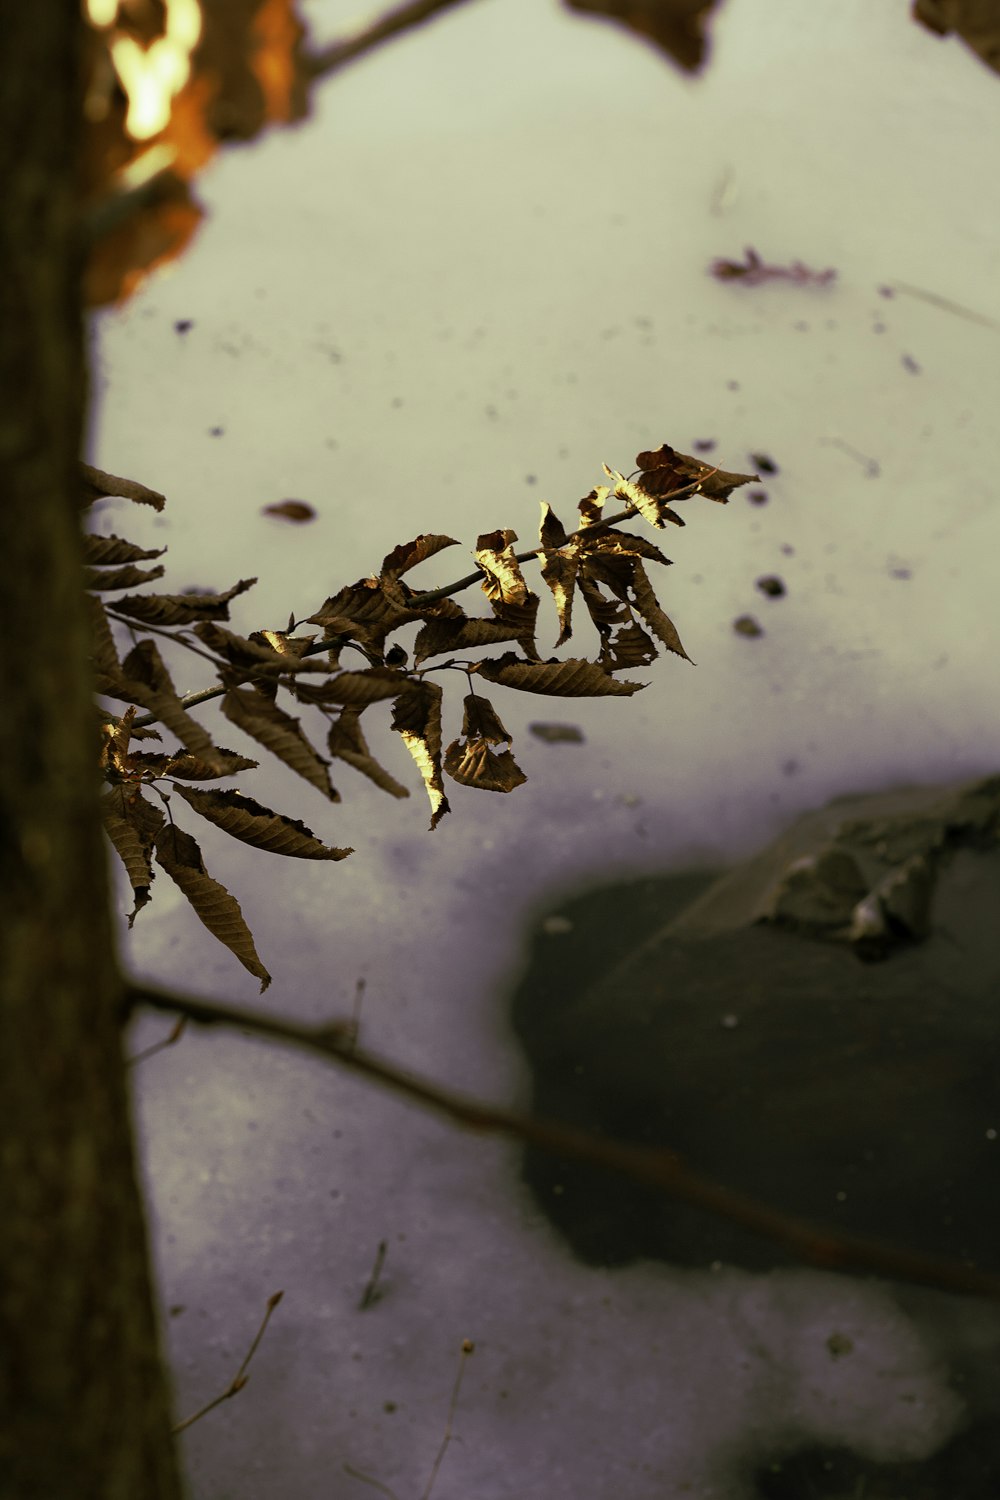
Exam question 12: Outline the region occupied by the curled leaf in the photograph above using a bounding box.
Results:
[475,653,644,697]
[101,786,165,924]
[380,533,459,583]
[390,681,449,828]
[444,736,527,793]
[80,462,165,511]
[112,577,257,627]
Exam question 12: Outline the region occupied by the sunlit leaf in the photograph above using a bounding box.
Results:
[390,681,449,828]
[475,653,644,697]
[154,824,271,991]
[171,786,352,859]
[475,529,531,607]
[222,684,337,799]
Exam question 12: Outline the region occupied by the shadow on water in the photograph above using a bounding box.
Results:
[507,793,1000,1498]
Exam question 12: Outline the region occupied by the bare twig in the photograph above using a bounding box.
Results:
[343,1461,400,1499]
[172,1290,284,1435]
[127,1014,187,1067]
[889,280,1000,329]
[421,1339,474,1500]
[129,980,1000,1302]
[359,1240,388,1311]
[304,0,480,82]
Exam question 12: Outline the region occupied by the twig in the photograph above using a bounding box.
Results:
[421,1339,474,1500]
[129,980,1000,1302]
[127,1014,187,1067]
[304,0,479,82]
[171,1290,284,1435]
[359,1240,388,1310]
[343,1462,401,1500]
[105,610,222,668]
[889,280,1000,330]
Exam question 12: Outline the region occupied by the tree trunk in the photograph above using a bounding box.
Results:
[0,4,184,1495]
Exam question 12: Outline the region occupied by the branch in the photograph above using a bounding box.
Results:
[303,0,481,82]
[129,980,1000,1302]
[171,1290,283,1435]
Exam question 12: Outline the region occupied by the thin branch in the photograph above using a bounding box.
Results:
[105,610,222,668]
[129,980,1000,1302]
[421,1339,474,1500]
[127,1014,187,1067]
[359,1239,388,1311]
[171,1290,284,1435]
[304,0,480,82]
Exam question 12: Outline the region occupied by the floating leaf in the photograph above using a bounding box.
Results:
[101,785,165,924]
[83,533,168,566]
[327,707,410,798]
[171,786,352,859]
[709,246,836,287]
[112,577,257,627]
[529,722,585,744]
[154,823,271,991]
[80,462,166,511]
[263,500,316,522]
[475,653,644,697]
[222,685,337,799]
[390,681,449,828]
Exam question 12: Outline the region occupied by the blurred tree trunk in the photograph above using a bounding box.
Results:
[0,4,184,1495]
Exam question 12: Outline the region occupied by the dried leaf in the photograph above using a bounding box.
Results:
[80,462,166,511]
[915,0,1000,75]
[101,785,165,924]
[444,736,527,793]
[307,579,420,651]
[222,685,337,799]
[380,533,460,583]
[171,786,352,859]
[709,246,836,286]
[539,549,578,647]
[599,617,658,671]
[112,577,257,627]
[327,708,410,799]
[539,502,570,551]
[83,533,168,565]
[604,465,686,530]
[293,667,409,707]
[99,704,137,781]
[84,562,167,591]
[154,824,271,991]
[263,500,316,522]
[129,747,259,781]
[459,693,513,744]
[86,593,123,683]
[475,529,531,607]
[634,444,756,504]
[413,610,536,666]
[390,681,449,828]
[629,561,690,660]
[194,620,314,674]
[475,653,644,697]
[561,0,723,72]
[116,639,221,764]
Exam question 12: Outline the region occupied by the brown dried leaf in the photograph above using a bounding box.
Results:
[87,593,123,683]
[84,562,167,591]
[561,0,722,72]
[460,693,513,744]
[599,618,658,671]
[475,653,645,697]
[577,486,611,527]
[915,0,1000,75]
[327,708,410,799]
[580,528,672,566]
[112,577,257,627]
[129,747,259,781]
[539,502,570,551]
[390,681,449,828]
[307,579,420,651]
[154,823,271,991]
[293,667,409,708]
[80,462,166,511]
[194,620,313,673]
[171,786,352,859]
[83,533,168,565]
[539,549,578,648]
[99,704,137,781]
[529,722,585,744]
[634,444,756,504]
[444,736,527,794]
[630,561,690,660]
[413,611,534,666]
[475,529,531,607]
[222,685,337,799]
[604,465,686,530]
[116,639,220,763]
[381,533,460,583]
[101,785,165,924]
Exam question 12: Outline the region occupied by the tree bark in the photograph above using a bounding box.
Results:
[0,4,184,1495]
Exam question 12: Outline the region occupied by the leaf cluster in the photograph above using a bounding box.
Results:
[87,445,755,987]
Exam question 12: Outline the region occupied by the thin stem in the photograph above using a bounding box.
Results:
[304,0,481,81]
[171,1291,283,1435]
[421,1339,474,1500]
[130,980,1000,1303]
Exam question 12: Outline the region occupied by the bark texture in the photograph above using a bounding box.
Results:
[0,4,184,1495]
